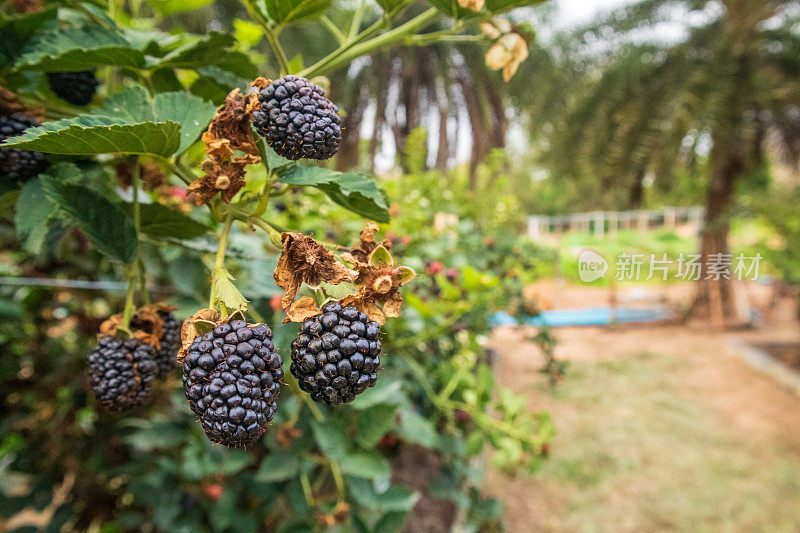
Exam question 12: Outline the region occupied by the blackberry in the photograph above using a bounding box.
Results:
[0,113,48,183]
[290,303,381,406]
[46,70,99,106]
[182,320,283,447]
[155,311,181,378]
[87,336,157,411]
[251,75,342,160]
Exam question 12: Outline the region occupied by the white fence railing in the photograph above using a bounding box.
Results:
[528,206,705,241]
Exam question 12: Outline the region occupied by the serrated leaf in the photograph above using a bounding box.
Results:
[263,0,332,26]
[255,452,301,482]
[16,24,145,71]
[2,86,215,156]
[210,266,249,311]
[340,452,391,480]
[136,203,208,239]
[150,32,257,78]
[357,404,397,449]
[277,166,389,222]
[42,178,137,262]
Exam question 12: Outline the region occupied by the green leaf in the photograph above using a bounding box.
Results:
[255,452,301,482]
[150,32,257,78]
[149,0,214,15]
[2,86,216,156]
[311,419,350,460]
[340,452,391,480]
[0,9,57,69]
[426,0,484,19]
[348,479,419,512]
[136,203,208,239]
[15,178,56,254]
[16,24,145,71]
[42,178,137,262]
[357,404,397,449]
[261,0,332,25]
[485,0,546,14]
[349,379,405,410]
[397,408,439,448]
[233,19,264,48]
[277,166,389,222]
[375,0,411,12]
[210,266,249,311]
[374,511,410,533]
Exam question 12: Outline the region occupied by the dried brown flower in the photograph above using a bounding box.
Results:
[276,424,302,449]
[186,88,262,205]
[485,33,529,82]
[12,0,42,14]
[458,0,484,11]
[341,243,415,325]
[99,303,176,350]
[274,233,356,321]
[347,222,393,264]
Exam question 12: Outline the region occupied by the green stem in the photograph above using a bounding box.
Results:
[287,373,325,422]
[209,215,234,309]
[243,0,291,74]
[131,161,150,306]
[118,268,138,336]
[320,15,346,44]
[248,216,283,249]
[299,7,438,78]
[347,1,366,43]
[328,459,346,502]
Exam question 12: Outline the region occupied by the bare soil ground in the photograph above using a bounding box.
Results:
[486,282,800,532]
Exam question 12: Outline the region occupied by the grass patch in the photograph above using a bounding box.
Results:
[533,351,800,532]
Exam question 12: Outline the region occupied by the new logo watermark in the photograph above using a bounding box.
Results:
[578,250,608,283]
[576,250,762,283]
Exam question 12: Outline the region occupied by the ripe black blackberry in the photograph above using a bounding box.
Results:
[251,75,342,160]
[290,303,381,406]
[182,320,283,447]
[154,311,181,378]
[0,113,48,183]
[87,336,157,411]
[47,70,99,106]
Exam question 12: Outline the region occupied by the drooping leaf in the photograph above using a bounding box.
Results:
[277,165,389,222]
[16,24,145,71]
[485,0,546,14]
[41,178,137,262]
[2,86,216,156]
[136,203,208,239]
[261,0,332,26]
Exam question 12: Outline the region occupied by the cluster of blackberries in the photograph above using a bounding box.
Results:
[251,75,342,160]
[290,303,382,406]
[0,113,48,183]
[87,312,181,411]
[182,320,283,447]
[47,70,99,106]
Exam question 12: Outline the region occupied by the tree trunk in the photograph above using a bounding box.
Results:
[368,55,391,173]
[336,82,369,171]
[628,168,645,209]
[693,145,743,325]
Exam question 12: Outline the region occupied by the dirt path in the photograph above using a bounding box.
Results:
[486,298,800,531]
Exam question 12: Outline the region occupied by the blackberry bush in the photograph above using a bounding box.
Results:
[290,302,381,405]
[251,75,341,160]
[87,335,157,411]
[46,70,99,106]
[0,113,48,182]
[182,320,283,447]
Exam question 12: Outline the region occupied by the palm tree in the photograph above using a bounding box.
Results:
[540,0,800,323]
